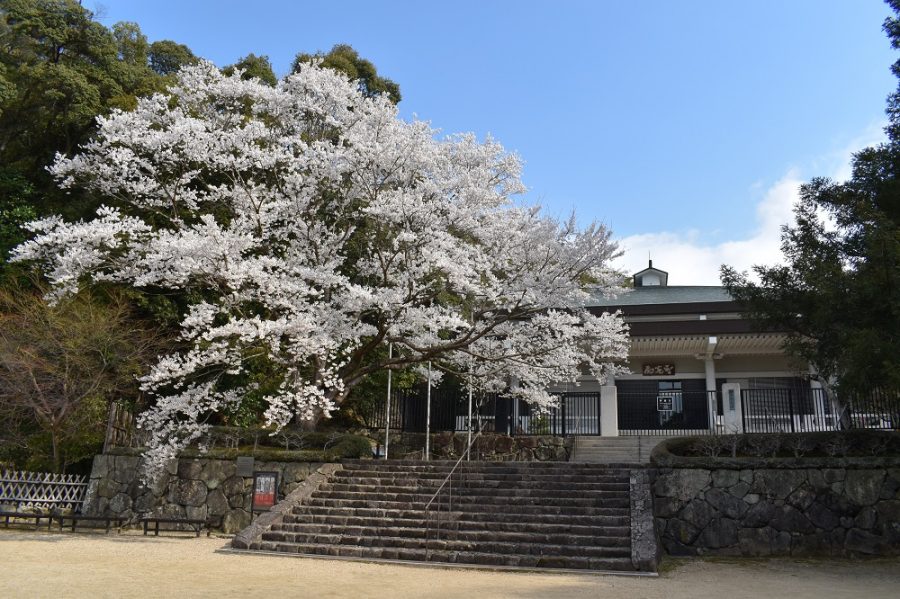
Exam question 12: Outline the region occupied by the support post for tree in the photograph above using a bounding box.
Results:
[384,343,393,460]
[425,361,432,461]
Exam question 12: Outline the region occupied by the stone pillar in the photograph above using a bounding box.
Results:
[721,382,743,434]
[600,385,619,437]
[703,336,719,433]
[705,357,716,429]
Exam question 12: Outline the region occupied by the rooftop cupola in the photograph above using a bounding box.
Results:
[633,260,668,287]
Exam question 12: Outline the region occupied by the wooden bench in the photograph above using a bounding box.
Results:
[0,510,54,530]
[56,514,126,533]
[140,516,221,537]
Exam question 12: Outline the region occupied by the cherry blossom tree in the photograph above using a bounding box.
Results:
[13,61,628,475]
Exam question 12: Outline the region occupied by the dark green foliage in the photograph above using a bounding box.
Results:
[148,40,197,76]
[0,168,37,263]
[0,4,405,470]
[721,4,900,395]
[293,44,401,104]
[329,434,374,459]
[142,428,374,461]
[223,53,277,86]
[656,430,900,461]
[337,344,419,427]
[112,21,148,65]
[0,0,173,222]
[113,445,368,463]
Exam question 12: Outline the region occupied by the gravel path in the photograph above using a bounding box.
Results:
[1,530,898,598]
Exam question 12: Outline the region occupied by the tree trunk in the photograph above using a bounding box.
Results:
[821,383,851,430]
[50,427,62,473]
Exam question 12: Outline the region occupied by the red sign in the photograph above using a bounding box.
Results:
[252,472,278,512]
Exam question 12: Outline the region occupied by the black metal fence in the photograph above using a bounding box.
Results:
[740,388,899,433]
[361,389,602,436]
[509,393,601,436]
[844,388,899,430]
[740,388,834,433]
[617,391,718,436]
[357,385,898,437]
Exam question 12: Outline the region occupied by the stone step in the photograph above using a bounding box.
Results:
[575,448,640,454]
[345,458,600,466]
[302,496,630,513]
[341,460,632,473]
[578,449,638,458]
[310,489,629,505]
[237,460,646,573]
[574,453,639,460]
[331,471,631,484]
[573,437,670,464]
[577,440,643,445]
[260,531,630,558]
[272,519,631,538]
[320,482,631,497]
[250,540,636,571]
[287,505,629,525]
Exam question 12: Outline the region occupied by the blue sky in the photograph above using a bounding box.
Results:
[93,0,896,283]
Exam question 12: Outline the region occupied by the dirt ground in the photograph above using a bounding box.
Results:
[1,530,898,599]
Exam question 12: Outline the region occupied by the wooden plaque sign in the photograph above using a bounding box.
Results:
[251,471,278,513]
[642,363,675,376]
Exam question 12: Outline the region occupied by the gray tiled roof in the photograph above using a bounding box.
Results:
[586,286,734,307]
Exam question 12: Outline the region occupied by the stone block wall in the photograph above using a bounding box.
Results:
[85,454,324,533]
[652,466,900,556]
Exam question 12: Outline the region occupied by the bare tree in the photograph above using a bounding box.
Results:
[0,283,160,471]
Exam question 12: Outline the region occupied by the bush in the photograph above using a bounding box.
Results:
[329,434,373,459]
[137,429,376,462]
[654,430,900,463]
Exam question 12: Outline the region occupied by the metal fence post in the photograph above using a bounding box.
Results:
[787,389,796,433]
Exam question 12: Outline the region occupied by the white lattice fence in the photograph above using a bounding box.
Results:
[0,470,88,512]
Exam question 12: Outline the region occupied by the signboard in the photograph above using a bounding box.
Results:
[236,456,255,478]
[643,363,675,376]
[251,471,278,513]
[657,395,674,412]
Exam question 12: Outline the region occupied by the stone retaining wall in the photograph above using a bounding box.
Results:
[85,454,324,533]
[652,466,900,556]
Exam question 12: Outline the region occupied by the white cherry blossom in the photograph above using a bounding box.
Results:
[13,61,629,476]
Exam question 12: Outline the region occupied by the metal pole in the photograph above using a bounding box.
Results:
[467,370,473,461]
[425,361,432,461]
[384,343,393,460]
[467,312,474,460]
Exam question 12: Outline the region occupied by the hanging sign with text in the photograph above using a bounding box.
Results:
[657,395,674,412]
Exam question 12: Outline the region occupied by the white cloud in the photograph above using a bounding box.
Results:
[613,124,886,285]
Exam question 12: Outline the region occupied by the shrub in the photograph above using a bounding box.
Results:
[329,435,374,459]
[655,430,900,460]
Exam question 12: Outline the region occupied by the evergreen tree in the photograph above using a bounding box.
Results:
[721,2,900,397]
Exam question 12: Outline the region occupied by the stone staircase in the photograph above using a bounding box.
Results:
[233,460,658,573]
[572,436,670,463]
